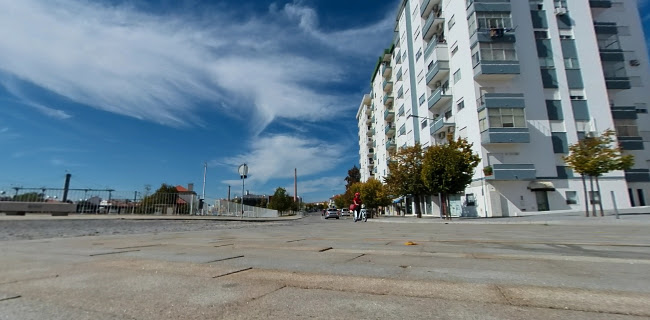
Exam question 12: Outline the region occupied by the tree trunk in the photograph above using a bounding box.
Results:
[414,194,422,218]
[441,194,448,220]
[581,174,589,217]
[589,175,597,217]
[595,176,605,217]
[446,194,452,221]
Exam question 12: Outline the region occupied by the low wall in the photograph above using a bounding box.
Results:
[0,202,76,216]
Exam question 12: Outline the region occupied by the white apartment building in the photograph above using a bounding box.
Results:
[356,0,650,217]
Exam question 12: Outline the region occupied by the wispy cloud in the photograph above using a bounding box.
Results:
[287,176,344,195]
[0,0,392,131]
[49,157,83,167]
[216,134,345,186]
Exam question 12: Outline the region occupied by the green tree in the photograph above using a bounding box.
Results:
[333,194,345,209]
[13,192,45,202]
[268,187,292,214]
[384,143,428,218]
[345,165,361,190]
[564,130,634,217]
[342,182,362,210]
[421,135,480,220]
[360,178,391,217]
[138,184,179,214]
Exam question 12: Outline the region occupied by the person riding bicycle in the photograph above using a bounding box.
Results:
[353,192,362,222]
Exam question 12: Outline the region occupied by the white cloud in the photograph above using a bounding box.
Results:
[287,176,345,195]
[0,127,8,133]
[0,0,391,130]
[216,134,345,186]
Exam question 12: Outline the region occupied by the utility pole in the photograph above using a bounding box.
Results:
[201,162,207,215]
[62,173,71,202]
[294,168,297,203]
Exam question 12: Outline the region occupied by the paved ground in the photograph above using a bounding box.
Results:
[1,213,649,319]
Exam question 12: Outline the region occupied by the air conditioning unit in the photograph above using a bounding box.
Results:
[447,127,455,133]
[435,81,442,88]
[438,132,446,139]
[630,60,641,66]
[433,114,440,118]
[554,7,567,15]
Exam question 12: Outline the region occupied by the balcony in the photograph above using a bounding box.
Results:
[423,11,445,41]
[424,37,448,60]
[384,108,395,121]
[590,0,612,8]
[605,77,631,90]
[362,94,371,106]
[366,138,373,147]
[481,128,530,144]
[368,160,375,168]
[385,125,396,137]
[473,60,520,80]
[625,169,650,182]
[386,140,397,151]
[382,64,392,79]
[430,117,455,135]
[420,0,441,18]
[618,137,644,150]
[426,61,450,89]
[383,80,393,93]
[383,95,394,107]
[476,93,525,110]
[369,128,375,136]
[427,87,452,112]
[485,164,536,181]
[365,115,372,124]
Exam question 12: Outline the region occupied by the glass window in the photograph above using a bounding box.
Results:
[597,33,621,50]
[478,109,488,132]
[564,58,580,69]
[602,61,627,78]
[473,12,512,33]
[419,94,426,105]
[453,69,461,83]
[421,120,427,129]
[415,48,422,61]
[566,191,578,204]
[457,100,465,111]
[479,43,517,61]
[484,108,527,130]
[448,15,456,29]
[614,119,639,136]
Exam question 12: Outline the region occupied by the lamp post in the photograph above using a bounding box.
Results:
[238,164,248,218]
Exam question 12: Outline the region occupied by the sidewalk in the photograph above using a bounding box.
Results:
[370,206,650,225]
[0,213,305,222]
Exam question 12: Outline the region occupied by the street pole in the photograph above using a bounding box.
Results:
[611,191,620,219]
[202,162,207,215]
[238,164,248,218]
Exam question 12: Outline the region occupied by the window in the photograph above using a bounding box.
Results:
[478,108,526,132]
[412,4,418,16]
[564,58,580,69]
[559,34,574,39]
[597,33,621,51]
[539,57,554,69]
[552,132,568,153]
[457,100,465,111]
[399,124,406,136]
[469,12,513,35]
[415,48,422,61]
[414,29,421,40]
[444,109,452,119]
[570,95,584,100]
[589,191,601,205]
[534,31,549,39]
[466,193,476,206]
[637,108,648,114]
[479,42,517,61]
[419,94,426,106]
[453,69,461,83]
[448,15,456,29]
[614,119,639,136]
[417,70,424,83]
[402,51,407,62]
[566,191,578,205]
[451,45,458,56]
[421,120,428,129]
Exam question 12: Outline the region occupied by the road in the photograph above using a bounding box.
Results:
[1,213,649,319]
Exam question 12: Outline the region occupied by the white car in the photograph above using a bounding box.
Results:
[324,208,340,219]
[340,208,350,216]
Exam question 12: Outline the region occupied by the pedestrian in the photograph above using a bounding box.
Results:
[353,192,362,222]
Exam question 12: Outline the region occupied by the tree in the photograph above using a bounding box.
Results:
[138,184,179,214]
[342,182,362,210]
[13,192,45,202]
[421,135,480,220]
[268,187,292,214]
[564,130,634,217]
[360,178,391,217]
[345,166,361,190]
[384,143,428,218]
[333,194,345,209]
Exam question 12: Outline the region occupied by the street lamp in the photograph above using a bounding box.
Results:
[238,164,248,218]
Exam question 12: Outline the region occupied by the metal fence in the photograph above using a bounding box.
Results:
[0,188,201,215]
[209,199,280,218]
[0,187,287,217]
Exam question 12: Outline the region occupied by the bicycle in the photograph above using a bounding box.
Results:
[354,204,367,222]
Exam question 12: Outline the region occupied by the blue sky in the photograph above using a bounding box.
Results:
[1,0,649,203]
[0,0,400,202]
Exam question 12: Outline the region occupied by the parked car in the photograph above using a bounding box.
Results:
[324,208,340,219]
[340,208,350,216]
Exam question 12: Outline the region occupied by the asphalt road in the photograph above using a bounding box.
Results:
[1,213,649,319]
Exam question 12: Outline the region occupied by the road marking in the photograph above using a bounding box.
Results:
[114,244,161,250]
[318,247,333,252]
[212,267,253,278]
[0,295,21,302]
[346,254,365,262]
[214,243,234,248]
[287,238,307,243]
[204,255,245,263]
[89,249,140,256]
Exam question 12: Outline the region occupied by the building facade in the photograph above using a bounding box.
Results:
[356,0,650,217]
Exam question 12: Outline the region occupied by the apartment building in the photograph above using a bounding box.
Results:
[356,0,650,217]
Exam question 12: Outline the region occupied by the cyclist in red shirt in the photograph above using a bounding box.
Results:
[352,192,362,222]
